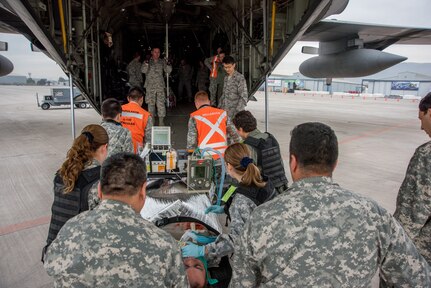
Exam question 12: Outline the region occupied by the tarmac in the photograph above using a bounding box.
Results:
[0,86,427,287]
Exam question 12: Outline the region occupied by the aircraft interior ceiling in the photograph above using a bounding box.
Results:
[0,0,349,112]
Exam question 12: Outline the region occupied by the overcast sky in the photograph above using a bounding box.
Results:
[0,0,430,79]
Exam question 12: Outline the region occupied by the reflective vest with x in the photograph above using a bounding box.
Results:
[191,106,228,159]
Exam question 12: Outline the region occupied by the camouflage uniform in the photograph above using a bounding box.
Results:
[205,56,225,106]
[394,141,431,263]
[44,199,188,288]
[178,62,193,102]
[126,58,143,88]
[219,70,248,120]
[186,107,241,150]
[230,176,430,287]
[196,66,209,91]
[206,193,256,262]
[101,119,133,157]
[141,58,172,117]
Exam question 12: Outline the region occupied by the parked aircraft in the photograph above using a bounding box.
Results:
[0,41,14,76]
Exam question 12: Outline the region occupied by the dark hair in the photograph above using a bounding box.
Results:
[289,122,338,174]
[224,143,265,188]
[419,92,431,114]
[128,87,144,101]
[222,55,235,65]
[194,90,210,101]
[233,110,257,132]
[100,153,147,196]
[59,124,109,193]
[101,98,122,119]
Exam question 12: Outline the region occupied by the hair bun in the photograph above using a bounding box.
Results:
[240,157,253,168]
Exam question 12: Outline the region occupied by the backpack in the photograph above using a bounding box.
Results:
[244,132,288,189]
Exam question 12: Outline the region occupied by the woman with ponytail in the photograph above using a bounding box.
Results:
[181,143,276,262]
[43,124,108,257]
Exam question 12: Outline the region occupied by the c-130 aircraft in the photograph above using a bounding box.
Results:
[0,0,430,115]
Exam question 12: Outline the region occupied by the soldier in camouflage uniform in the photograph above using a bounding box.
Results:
[229,122,430,287]
[126,52,143,89]
[204,49,225,106]
[187,91,240,154]
[101,98,133,157]
[141,47,172,126]
[44,153,188,287]
[218,56,248,120]
[181,143,275,264]
[393,92,431,264]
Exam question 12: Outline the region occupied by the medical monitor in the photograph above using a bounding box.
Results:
[151,126,171,151]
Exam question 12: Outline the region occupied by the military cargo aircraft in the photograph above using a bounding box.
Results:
[0,0,351,112]
[0,0,430,115]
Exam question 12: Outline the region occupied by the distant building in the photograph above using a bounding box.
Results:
[363,72,431,97]
[0,75,27,85]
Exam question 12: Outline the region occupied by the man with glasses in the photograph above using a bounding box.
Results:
[218,56,248,120]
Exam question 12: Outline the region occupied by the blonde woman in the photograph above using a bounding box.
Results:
[43,124,108,254]
[182,143,275,262]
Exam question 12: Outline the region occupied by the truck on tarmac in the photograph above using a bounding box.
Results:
[37,87,89,110]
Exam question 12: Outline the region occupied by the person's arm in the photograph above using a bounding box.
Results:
[164,60,173,74]
[124,129,134,153]
[229,214,260,288]
[236,74,248,112]
[141,61,149,74]
[204,57,212,71]
[393,146,431,242]
[187,117,198,150]
[379,206,430,286]
[226,117,241,144]
[165,242,190,288]
[144,116,153,144]
[205,194,256,261]
[87,181,100,210]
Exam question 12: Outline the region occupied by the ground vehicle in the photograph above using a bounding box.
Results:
[38,88,88,110]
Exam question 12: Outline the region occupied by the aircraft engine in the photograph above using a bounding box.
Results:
[0,54,14,77]
[299,49,407,78]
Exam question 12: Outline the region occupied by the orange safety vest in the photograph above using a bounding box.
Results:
[210,55,220,79]
[121,102,151,152]
[191,105,227,159]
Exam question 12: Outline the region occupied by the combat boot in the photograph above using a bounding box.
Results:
[159,117,165,126]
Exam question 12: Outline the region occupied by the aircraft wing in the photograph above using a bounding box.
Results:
[302,19,431,49]
[298,20,431,78]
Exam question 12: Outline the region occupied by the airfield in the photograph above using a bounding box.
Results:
[0,85,427,287]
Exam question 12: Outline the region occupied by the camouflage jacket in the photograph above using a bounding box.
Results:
[229,176,430,287]
[394,141,431,263]
[101,119,134,158]
[186,106,241,150]
[44,199,189,288]
[206,193,257,262]
[219,70,248,119]
[127,58,143,87]
[141,58,172,90]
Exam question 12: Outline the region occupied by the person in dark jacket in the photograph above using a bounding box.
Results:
[43,124,108,258]
[181,143,275,263]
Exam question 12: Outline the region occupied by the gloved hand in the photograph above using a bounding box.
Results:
[181,242,205,258]
[189,231,217,244]
[205,205,225,214]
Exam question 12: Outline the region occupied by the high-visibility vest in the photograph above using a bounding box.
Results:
[210,55,220,79]
[191,106,228,159]
[121,102,150,152]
